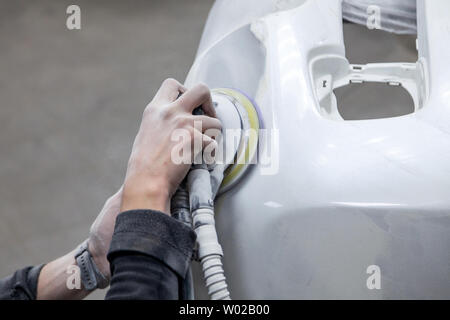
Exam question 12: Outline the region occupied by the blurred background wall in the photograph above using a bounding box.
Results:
[0,0,416,299]
[0,0,213,299]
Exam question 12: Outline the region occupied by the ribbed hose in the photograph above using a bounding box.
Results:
[187,165,231,300]
[201,255,230,300]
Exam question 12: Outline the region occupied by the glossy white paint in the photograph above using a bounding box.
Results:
[186,0,450,299]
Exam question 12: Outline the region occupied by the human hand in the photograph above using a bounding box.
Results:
[88,187,123,279]
[120,78,221,214]
[36,188,122,298]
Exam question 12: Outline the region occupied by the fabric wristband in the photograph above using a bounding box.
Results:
[74,240,109,290]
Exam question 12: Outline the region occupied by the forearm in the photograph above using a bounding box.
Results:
[36,247,91,300]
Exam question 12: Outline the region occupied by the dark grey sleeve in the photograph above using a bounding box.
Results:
[0,264,45,300]
[105,210,196,300]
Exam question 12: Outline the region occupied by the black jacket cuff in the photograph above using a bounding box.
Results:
[0,264,45,300]
[107,210,196,278]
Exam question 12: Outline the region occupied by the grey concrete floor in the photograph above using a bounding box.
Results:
[0,1,417,299]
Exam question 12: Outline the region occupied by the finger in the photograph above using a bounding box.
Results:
[153,78,186,104]
[176,83,216,117]
[203,127,222,142]
[190,128,216,151]
[191,130,218,164]
[202,133,217,149]
[190,115,222,133]
[202,134,219,165]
